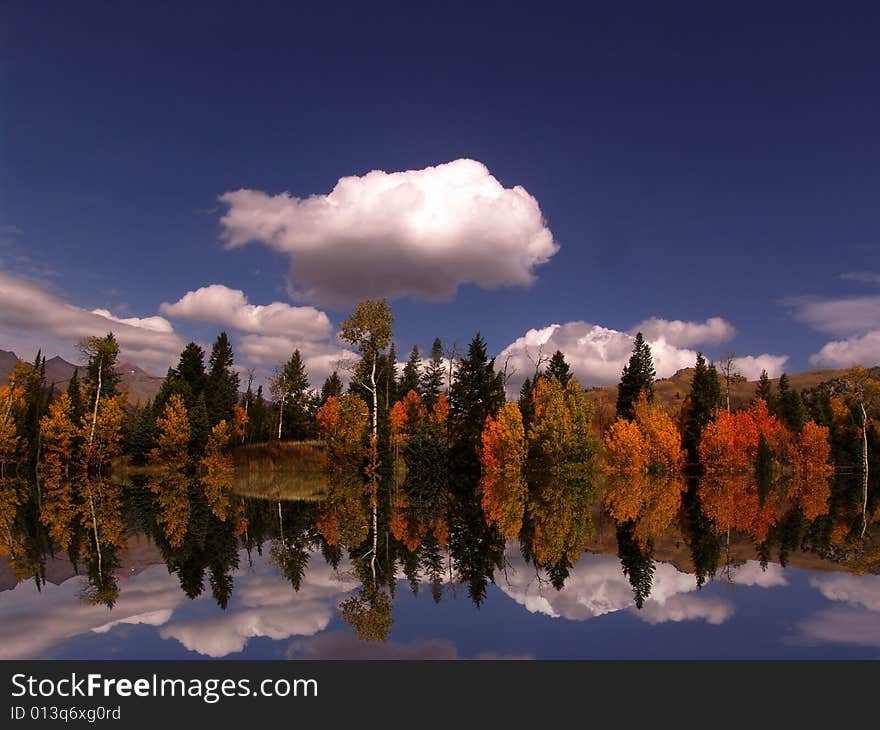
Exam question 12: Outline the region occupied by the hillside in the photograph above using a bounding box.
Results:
[0,349,163,405]
[583,365,859,429]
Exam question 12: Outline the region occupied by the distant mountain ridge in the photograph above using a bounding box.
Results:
[0,349,163,405]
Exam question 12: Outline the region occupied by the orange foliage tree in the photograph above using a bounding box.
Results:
[479,401,527,539]
[603,393,684,474]
[38,393,78,550]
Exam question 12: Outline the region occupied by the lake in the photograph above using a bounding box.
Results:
[1,470,877,660]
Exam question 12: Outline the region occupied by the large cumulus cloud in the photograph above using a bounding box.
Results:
[219,159,558,308]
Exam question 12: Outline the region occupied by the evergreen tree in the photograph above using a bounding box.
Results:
[79,333,120,405]
[755,369,773,405]
[319,372,343,405]
[778,374,807,432]
[518,377,535,433]
[158,343,207,412]
[399,346,421,396]
[65,369,84,426]
[774,373,790,420]
[615,332,655,419]
[270,350,311,440]
[683,352,722,461]
[421,337,445,408]
[176,343,207,404]
[205,332,239,427]
[448,333,505,480]
[188,392,210,457]
[546,350,572,386]
[249,385,268,442]
[129,400,157,465]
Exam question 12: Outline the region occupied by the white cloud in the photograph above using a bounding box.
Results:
[809,330,880,368]
[160,284,332,340]
[498,322,697,389]
[219,158,558,308]
[0,548,357,659]
[731,354,789,380]
[498,319,788,391]
[808,573,880,611]
[0,272,184,372]
[633,317,736,348]
[786,294,880,335]
[791,573,880,648]
[496,550,735,626]
[91,309,176,334]
[158,552,357,657]
[725,560,788,588]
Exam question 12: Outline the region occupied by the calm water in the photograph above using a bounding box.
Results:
[1,477,878,660]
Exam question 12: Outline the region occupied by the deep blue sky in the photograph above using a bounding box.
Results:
[2,1,879,380]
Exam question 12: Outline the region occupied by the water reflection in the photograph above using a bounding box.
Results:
[1,459,878,659]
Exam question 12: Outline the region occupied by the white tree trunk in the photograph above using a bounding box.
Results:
[861,402,869,539]
[277,394,285,440]
[88,356,103,447]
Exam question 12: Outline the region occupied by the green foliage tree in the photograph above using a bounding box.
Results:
[319,371,343,405]
[205,332,239,428]
[546,350,572,386]
[448,333,505,480]
[778,373,807,432]
[400,346,421,396]
[65,369,84,427]
[755,369,773,406]
[616,332,655,418]
[682,352,722,462]
[270,350,311,440]
[420,337,445,409]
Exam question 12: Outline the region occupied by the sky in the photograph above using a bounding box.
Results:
[1,1,879,389]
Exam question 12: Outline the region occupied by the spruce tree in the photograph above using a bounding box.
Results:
[615,332,655,418]
[755,369,773,405]
[421,337,446,408]
[779,377,807,432]
[80,333,120,405]
[205,332,239,427]
[448,333,505,479]
[546,350,572,386]
[683,352,722,461]
[66,369,84,426]
[399,346,421,396]
[189,392,210,457]
[319,371,343,404]
[519,377,535,433]
[271,350,311,440]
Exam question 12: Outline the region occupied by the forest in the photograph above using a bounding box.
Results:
[1,299,878,639]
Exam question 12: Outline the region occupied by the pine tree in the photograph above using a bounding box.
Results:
[779,376,807,432]
[400,346,421,396]
[616,332,655,419]
[270,350,311,440]
[518,377,535,433]
[683,352,722,462]
[188,392,210,457]
[205,332,239,428]
[79,334,120,405]
[249,385,268,442]
[546,350,572,386]
[755,369,773,405]
[448,333,505,480]
[66,369,84,427]
[320,372,343,405]
[421,337,446,409]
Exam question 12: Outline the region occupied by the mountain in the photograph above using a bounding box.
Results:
[0,349,163,405]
